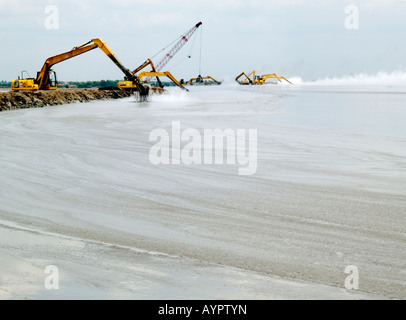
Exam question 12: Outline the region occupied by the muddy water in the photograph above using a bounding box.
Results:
[0,84,405,299]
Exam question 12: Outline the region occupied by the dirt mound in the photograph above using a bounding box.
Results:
[0,89,134,112]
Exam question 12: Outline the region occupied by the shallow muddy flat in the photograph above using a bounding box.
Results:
[0,84,404,300]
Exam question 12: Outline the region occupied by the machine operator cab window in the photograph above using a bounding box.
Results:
[37,70,58,90]
[48,70,57,90]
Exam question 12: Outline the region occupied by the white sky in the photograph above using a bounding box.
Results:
[1,0,405,82]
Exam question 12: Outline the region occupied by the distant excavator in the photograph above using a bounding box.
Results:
[186,75,222,86]
[11,38,149,100]
[235,72,253,85]
[236,70,292,85]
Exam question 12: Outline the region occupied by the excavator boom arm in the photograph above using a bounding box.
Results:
[138,71,188,91]
[91,39,132,80]
[207,76,221,84]
[92,38,148,96]
[36,42,99,89]
[235,72,252,84]
[90,38,149,97]
[260,73,292,84]
[163,72,188,91]
[34,38,148,97]
[235,72,245,82]
[131,58,156,75]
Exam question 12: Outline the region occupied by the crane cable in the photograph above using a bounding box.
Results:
[187,26,199,59]
[164,26,201,71]
[150,34,183,61]
[199,26,203,76]
[172,26,202,74]
[150,23,201,63]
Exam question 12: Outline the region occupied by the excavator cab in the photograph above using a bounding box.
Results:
[48,70,57,90]
[36,70,57,90]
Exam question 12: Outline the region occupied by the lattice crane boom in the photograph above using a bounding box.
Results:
[144,21,202,81]
[155,22,202,71]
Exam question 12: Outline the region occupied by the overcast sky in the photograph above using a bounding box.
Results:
[1,0,405,82]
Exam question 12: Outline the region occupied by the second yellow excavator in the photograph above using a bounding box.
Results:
[186,75,222,86]
[117,58,188,92]
[11,38,149,99]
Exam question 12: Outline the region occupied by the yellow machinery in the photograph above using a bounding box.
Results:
[11,38,149,99]
[139,71,188,92]
[117,58,155,90]
[186,75,221,86]
[118,22,202,93]
[235,72,253,85]
[236,70,292,85]
[11,71,41,91]
[118,58,188,92]
[255,73,292,84]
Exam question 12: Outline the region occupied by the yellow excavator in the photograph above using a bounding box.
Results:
[255,73,292,84]
[186,75,221,86]
[138,71,188,92]
[11,38,149,99]
[236,70,292,85]
[235,72,254,85]
[117,58,188,93]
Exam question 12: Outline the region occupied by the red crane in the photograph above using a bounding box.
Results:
[156,22,202,71]
[143,21,202,81]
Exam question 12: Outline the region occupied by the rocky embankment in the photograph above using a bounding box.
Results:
[0,88,134,112]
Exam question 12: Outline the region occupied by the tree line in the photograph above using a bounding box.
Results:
[0,81,11,88]
[59,80,120,88]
